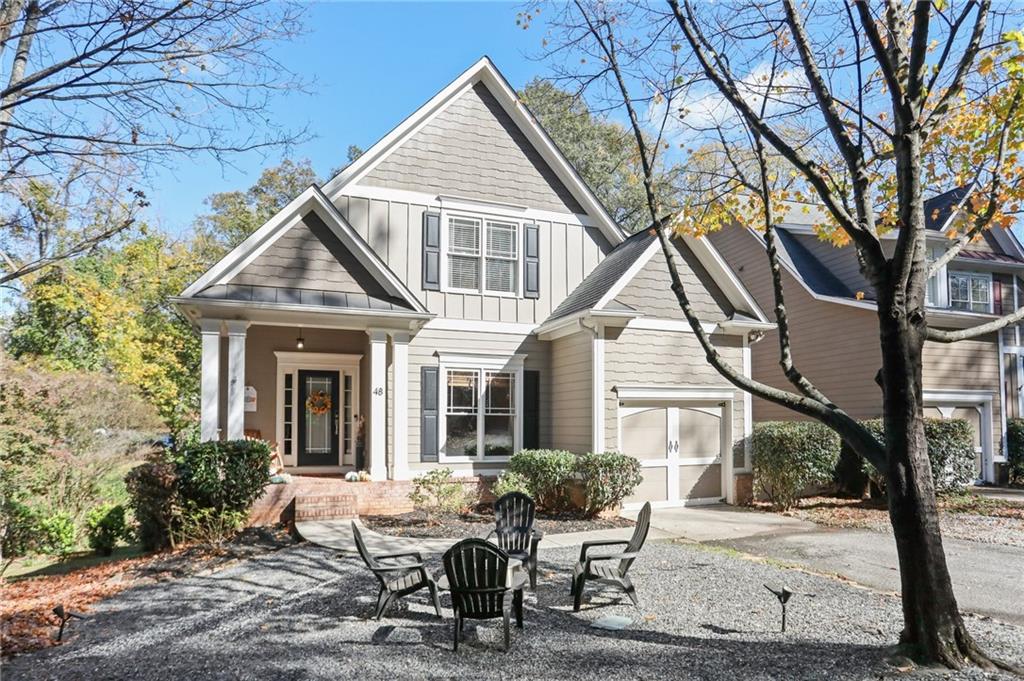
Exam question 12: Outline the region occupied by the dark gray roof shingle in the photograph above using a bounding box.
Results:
[774,228,856,298]
[545,228,655,323]
[195,284,413,312]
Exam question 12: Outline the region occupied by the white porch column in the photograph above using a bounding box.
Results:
[200,319,222,442]
[390,331,410,480]
[367,330,388,480]
[225,320,250,440]
[590,323,605,454]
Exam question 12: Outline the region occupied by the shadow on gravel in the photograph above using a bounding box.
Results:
[3,544,932,681]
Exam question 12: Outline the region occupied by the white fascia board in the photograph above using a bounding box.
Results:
[614,385,737,402]
[534,309,642,340]
[682,232,770,324]
[321,56,625,246]
[178,185,427,315]
[593,237,660,312]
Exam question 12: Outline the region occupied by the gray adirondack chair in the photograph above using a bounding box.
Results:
[570,502,651,611]
[350,522,442,620]
[486,492,543,589]
[443,538,526,652]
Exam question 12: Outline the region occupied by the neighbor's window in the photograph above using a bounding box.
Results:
[446,215,518,294]
[949,271,991,313]
[444,369,516,459]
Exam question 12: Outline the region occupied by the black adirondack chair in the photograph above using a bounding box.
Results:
[570,501,652,611]
[350,522,442,620]
[443,538,527,652]
[485,492,543,589]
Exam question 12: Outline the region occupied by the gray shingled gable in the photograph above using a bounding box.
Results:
[544,228,656,323]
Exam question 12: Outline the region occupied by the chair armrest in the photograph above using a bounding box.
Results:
[531,528,544,541]
[374,550,423,562]
[578,539,629,563]
[584,551,638,572]
[372,562,426,573]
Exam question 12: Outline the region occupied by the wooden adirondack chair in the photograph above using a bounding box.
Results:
[443,538,527,652]
[350,522,442,620]
[570,502,652,611]
[485,492,543,589]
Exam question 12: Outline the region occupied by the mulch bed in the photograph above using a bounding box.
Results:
[0,525,297,658]
[361,508,634,539]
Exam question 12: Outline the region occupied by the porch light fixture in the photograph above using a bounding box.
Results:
[296,328,304,350]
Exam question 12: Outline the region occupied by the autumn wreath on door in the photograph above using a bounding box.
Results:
[305,391,332,416]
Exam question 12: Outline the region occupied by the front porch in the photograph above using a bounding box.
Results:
[193,318,418,482]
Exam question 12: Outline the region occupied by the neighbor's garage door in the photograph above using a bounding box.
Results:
[619,404,725,508]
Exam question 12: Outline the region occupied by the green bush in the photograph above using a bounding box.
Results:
[508,449,576,511]
[752,421,841,510]
[85,503,129,556]
[855,418,975,496]
[576,452,643,517]
[1007,418,1024,486]
[174,503,248,546]
[492,470,532,499]
[1,500,41,574]
[409,468,474,521]
[172,439,272,513]
[125,461,179,550]
[39,512,77,558]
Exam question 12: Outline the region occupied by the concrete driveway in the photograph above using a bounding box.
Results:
[632,504,1024,625]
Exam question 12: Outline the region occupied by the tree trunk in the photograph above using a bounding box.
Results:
[877,296,996,669]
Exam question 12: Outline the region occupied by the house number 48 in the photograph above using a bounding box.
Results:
[373,387,384,396]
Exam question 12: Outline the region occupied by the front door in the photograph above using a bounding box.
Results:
[297,370,340,466]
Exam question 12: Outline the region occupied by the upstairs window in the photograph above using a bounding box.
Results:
[949,271,992,313]
[446,214,519,295]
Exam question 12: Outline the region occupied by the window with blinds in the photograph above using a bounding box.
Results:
[446,214,519,295]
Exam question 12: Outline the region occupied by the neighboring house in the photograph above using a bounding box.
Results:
[172,57,772,509]
[708,188,1024,484]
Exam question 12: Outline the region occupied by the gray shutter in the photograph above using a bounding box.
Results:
[423,212,441,291]
[523,223,540,299]
[523,370,540,450]
[420,366,439,462]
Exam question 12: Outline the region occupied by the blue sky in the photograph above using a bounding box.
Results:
[148,1,548,236]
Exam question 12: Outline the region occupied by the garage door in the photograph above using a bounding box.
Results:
[619,404,725,507]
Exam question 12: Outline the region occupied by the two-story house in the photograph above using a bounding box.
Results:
[172,58,772,509]
[709,188,1024,484]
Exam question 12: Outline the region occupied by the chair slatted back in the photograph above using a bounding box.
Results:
[619,502,652,576]
[443,538,510,618]
[493,492,536,555]
[351,522,381,572]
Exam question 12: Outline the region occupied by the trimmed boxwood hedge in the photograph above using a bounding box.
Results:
[849,418,975,496]
[1007,418,1024,486]
[751,421,841,510]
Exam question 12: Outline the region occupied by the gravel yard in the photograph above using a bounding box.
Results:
[362,509,633,539]
[5,541,1022,681]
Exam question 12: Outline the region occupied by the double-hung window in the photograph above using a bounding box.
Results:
[949,271,992,313]
[446,214,519,294]
[442,364,520,460]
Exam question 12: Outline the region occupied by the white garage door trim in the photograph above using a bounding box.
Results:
[922,388,995,483]
[615,386,735,509]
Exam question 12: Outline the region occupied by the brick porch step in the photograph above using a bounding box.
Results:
[294,493,359,521]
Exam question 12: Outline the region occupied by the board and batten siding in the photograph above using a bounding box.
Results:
[603,327,746,469]
[549,330,592,454]
[359,82,582,215]
[405,328,550,475]
[334,193,609,324]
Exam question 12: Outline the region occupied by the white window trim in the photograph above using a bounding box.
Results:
[440,208,524,298]
[948,270,993,314]
[437,352,525,463]
[925,245,949,309]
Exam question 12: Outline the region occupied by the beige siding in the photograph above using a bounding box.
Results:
[360,83,582,214]
[405,328,550,475]
[603,328,746,469]
[550,331,592,454]
[335,194,609,324]
[614,242,732,322]
[710,226,1004,454]
[710,226,884,421]
[228,214,389,298]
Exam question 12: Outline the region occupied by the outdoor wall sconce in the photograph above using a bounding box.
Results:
[763,584,793,633]
[296,328,304,350]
